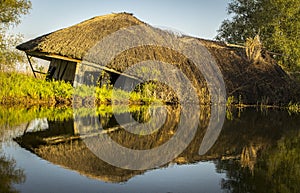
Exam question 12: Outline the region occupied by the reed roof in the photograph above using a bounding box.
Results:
[16,13,144,60]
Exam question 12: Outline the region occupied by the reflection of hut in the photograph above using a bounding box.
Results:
[14,108,300,182]
[14,117,145,183]
[14,106,184,183]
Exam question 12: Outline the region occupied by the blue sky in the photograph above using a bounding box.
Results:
[14,0,230,41]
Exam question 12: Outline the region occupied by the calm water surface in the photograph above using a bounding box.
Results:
[0,105,300,193]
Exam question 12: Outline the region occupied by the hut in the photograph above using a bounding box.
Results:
[16,12,211,103]
[16,12,299,104]
[16,13,146,87]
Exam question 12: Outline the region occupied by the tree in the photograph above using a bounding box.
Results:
[216,0,300,69]
[0,0,31,71]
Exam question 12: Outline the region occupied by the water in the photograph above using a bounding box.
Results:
[0,105,300,193]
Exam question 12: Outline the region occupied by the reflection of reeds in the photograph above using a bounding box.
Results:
[240,144,263,172]
[288,102,300,114]
[0,105,73,127]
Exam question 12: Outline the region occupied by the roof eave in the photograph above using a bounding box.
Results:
[26,51,81,63]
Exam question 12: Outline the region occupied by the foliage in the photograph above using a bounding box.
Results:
[216,0,300,69]
[0,72,73,104]
[0,0,31,26]
[85,82,160,104]
[0,72,160,105]
[0,34,24,71]
[0,0,32,71]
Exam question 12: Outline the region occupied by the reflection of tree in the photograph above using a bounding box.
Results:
[216,159,269,193]
[0,153,25,193]
[260,131,300,193]
[217,131,300,193]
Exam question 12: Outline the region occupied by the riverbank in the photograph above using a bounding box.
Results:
[0,71,299,108]
[0,72,159,106]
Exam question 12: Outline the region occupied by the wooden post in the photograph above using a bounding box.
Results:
[26,53,37,78]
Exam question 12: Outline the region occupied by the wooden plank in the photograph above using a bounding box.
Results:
[27,51,81,63]
[27,51,141,81]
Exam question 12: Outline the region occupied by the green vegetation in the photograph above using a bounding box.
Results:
[74,82,160,105]
[0,104,155,128]
[0,0,32,71]
[0,72,159,106]
[0,106,73,127]
[216,0,300,69]
[0,72,73,105]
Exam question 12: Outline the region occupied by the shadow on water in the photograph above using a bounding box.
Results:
[1,105,300,192]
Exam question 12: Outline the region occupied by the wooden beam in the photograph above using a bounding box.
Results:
[26,54,37,78]
[26,51,141,81]
[82,61,142,81]
[26,53,48,78]
[26,51,81,63]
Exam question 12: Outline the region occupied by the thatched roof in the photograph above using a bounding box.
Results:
[16,12,145,61]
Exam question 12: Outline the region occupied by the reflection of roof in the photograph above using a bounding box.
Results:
[14,108,300,183]
[33,140,144,183]
[16,13,144,61]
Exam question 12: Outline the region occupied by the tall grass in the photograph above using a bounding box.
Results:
[0,72,159,106]
[0,72,73,105]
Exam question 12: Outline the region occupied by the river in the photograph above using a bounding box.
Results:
[0,105,299,193]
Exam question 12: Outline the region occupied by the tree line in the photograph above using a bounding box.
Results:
[216,0,299,70]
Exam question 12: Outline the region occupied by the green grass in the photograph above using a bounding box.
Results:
[0,72,160,106]
[0,72,73,105]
